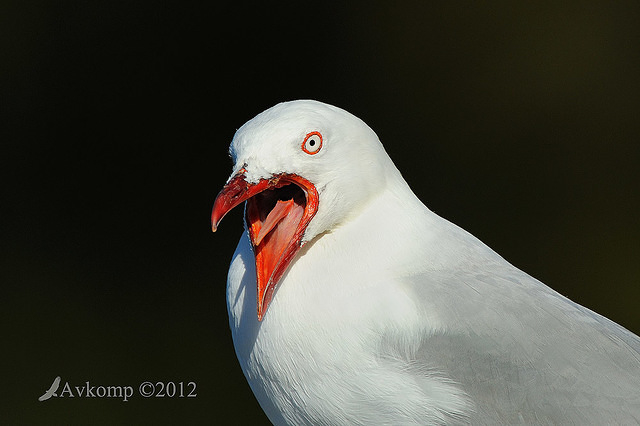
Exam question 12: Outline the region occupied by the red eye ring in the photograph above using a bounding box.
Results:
[301,131,323,155]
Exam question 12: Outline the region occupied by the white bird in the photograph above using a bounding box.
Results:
[211,100,640,425]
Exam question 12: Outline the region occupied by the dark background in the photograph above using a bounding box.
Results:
[2,1,639,424]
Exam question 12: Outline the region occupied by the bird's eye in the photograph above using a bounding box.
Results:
[302,132,323,155]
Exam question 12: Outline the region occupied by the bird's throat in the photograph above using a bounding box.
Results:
[211,170,318,320]
[244,178,318,320]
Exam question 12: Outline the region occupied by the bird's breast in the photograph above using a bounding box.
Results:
[224,188,477,424]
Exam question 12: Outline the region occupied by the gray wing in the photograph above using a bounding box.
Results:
[396,228,640,424]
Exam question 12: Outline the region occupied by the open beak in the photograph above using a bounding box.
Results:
[212,169,319,320]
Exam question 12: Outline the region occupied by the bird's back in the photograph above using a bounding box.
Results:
[403,212,640,424]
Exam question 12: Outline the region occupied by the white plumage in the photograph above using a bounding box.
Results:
[212,100,640,425]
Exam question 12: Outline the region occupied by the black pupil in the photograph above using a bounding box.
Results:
[309,139,316,146]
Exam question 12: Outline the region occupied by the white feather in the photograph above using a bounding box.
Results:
[223,100,640,425]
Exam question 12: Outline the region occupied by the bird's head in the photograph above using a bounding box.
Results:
[211,100,397,320]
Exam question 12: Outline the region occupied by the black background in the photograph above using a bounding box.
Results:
[2,2,639,424]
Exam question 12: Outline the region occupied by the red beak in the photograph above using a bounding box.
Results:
[212,170,319,320]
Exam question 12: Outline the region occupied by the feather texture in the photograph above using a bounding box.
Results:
[219,100,640,425]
